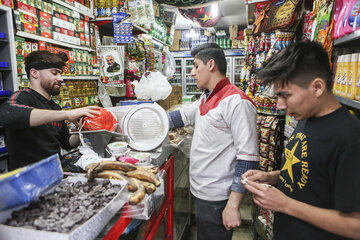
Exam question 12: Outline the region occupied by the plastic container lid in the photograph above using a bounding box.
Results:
[130,152,151,165]
[122,103,169,151]
[107,141,128,153]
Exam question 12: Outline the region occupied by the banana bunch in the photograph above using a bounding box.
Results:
[85,161,160,205]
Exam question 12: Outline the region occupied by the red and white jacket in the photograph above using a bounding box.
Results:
[180,78,259,201]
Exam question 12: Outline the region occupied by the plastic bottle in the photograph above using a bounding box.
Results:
[343,0,360,36]
[347,53,359,99]
[98,0,105,17]
[340,54,352,97]
[68,82,75,107]
[111,0,118,15]
[333,55,344,95]
[79,81,85,107]
[83,82,89,106]
[356,54,360,101]
[105,0,112,17]
[73,80,81,108]
[93,0,98,17]
[60,82,72,109]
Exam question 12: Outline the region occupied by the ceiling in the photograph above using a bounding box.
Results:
[165,0,248,30]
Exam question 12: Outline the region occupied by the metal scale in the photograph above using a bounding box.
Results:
[77,103,172,167]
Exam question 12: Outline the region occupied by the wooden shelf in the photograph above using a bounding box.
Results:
[336,95,360,110]
[16,31,95,52]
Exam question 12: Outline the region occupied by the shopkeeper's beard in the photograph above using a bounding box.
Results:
[40,81,60,96]
[40,77,61,96]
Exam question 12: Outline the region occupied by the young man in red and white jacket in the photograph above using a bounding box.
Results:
[168,43,259,240]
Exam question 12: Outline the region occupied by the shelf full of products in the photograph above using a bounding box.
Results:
[16,31,95,52]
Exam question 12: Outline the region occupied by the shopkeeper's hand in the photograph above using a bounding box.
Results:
[66,106,101,127]
[244,180,289,212]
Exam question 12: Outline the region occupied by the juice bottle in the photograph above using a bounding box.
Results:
[355,54,360,101]
[347,53,359,99]
[333,55,343,94]
[340,54,351,97]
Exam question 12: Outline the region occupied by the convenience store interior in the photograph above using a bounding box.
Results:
[0,0,359,240]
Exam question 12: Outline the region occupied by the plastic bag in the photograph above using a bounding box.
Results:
[97,79,113,107]
[82,108,118,131]
[74,146,103,170]
[132,71,172,101]
[164,49,175,79]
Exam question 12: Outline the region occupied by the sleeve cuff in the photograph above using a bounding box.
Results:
[168,110,184,129]
[231,160,259,193]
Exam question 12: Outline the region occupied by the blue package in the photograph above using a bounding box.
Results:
[0,62,9,68]
[0,32,5,39]
[0,154,63,211]
[0,90,11,96]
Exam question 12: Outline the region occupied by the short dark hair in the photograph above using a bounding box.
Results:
[25,51,68,79]
[191,43,227,75]
[256,41,332,91]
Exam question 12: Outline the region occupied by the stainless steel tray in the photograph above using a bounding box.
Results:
[0,177,128,240]
[73,130,129,157]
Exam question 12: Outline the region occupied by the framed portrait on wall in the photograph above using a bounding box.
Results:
[101,46,125,80]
